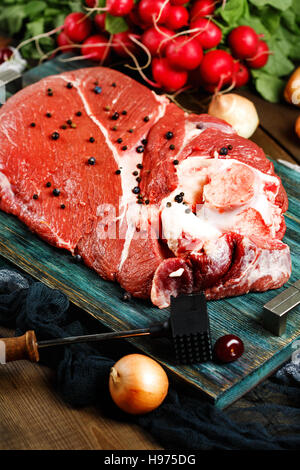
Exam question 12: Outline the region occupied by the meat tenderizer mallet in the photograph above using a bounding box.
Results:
[0,293,212,365]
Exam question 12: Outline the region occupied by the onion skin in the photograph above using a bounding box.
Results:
[208,93,259,139]
[284,67,300,108]
[109,354,169,415]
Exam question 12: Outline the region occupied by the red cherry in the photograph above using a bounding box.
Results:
[0,47,13,65]
[213,335,244,363]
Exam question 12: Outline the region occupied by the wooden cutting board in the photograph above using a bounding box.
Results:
[0,56,299,409]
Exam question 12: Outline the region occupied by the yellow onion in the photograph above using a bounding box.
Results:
[284,67,300,107]
[109,353,169,415]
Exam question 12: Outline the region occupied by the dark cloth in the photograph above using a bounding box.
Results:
[0,265,299,450]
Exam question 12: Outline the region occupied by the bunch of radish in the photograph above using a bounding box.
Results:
[56,0,270,93]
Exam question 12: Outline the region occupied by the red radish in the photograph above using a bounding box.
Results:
[85,0,97,6]
[166,36,203,70]
[138,0,171,26]
[107,0,134,17]
[81,34,110,61]
[171,0,189,4]
[0,47,13,64]
[228,25,259,59]
[128,7,148,29]
[94,13,106,31]
[142,26,173,56]
[152,57,188,91]
[112,32,140,58]
[246,40,269,69]
[64,12,92,43]
[190,18,222,50]
[165,6,189,30]
[56,32,75,53]
[199,49,234,86]
[190,0,215,21]
[232,61,250,87]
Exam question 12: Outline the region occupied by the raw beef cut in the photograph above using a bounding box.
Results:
[0,67,291,308]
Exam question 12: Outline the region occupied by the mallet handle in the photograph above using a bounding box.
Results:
[0,331,39,363]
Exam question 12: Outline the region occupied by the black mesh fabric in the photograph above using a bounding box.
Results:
[0,263,299,450]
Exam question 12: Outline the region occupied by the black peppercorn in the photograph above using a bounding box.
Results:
[136,146,144,153]
[121,145,128,151]
[88,157,96,165]
[122,292,131,301]
[30,122,36,127]
[46,113,52,118]
[33,194,38,200]
[165,131,173,140]
[111,82,117,87]
[115,169,121,175]
[51,132,59,140]
[76,111,82,116]
[60,204,66,209]
[173,159,179,165]
[219,147,228,155]
[121,110,127,115]
[66,82,73,89]
[143,116,150,122]
[132,171,138,176]
[89,137,95,143]
[137,163,143,169]
[228,144,233,150]
[169,144,175,150]
[136,177,141,183]
[145,199,150,205]
[46,182,51,188]
[132,186,140,194]
[53,188,60,197]
[141,139,147,145]
[94,86,102,94]
[174,195,183,203]
[117,138,123,143]
[111,112,119,120]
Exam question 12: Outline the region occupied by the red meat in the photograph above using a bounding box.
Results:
[0,67,291,308]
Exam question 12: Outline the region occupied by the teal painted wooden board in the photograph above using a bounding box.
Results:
[0,57,299,409]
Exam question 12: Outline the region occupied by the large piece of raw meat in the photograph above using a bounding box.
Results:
[0,67,291,308]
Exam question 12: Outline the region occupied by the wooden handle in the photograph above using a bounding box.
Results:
[0,331,39,363]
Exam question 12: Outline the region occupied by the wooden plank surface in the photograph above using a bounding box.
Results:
[0,324,162,450]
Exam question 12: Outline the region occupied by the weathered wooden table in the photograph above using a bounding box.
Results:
[0,66,299,449]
